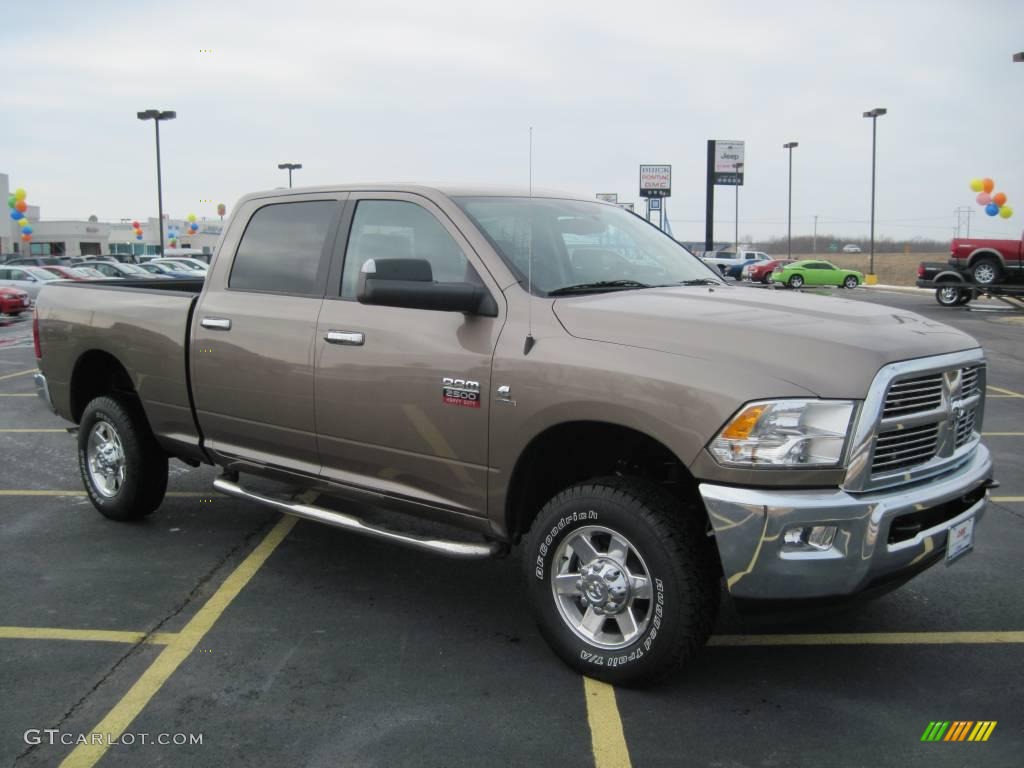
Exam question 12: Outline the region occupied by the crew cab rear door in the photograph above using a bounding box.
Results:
[191,193,348,475]
[313,193,504,518]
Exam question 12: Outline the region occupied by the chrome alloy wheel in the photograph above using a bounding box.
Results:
[973,262,996,284]
[86,420,126,498]
[551,525,653,650]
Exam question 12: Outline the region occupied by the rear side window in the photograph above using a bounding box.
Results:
[230,201,337,295]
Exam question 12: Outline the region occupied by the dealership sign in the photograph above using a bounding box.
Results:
[713,141,744,185]
[639,165,671,198]
[647,198,662,211]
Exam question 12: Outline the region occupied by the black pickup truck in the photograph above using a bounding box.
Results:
[917,261,1024,307]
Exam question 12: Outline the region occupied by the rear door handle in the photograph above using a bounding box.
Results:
[201,317,232,330]
[325,330,364,346]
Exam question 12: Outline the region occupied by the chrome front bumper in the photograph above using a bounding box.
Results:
[34,371,55,412]
[700,445,993,600]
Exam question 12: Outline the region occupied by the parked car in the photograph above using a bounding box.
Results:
[72,267,109,280]
[80,261,172,280]
[34,183,993,686]
[747,259,794,284]
[40,266,104,281]
[4,256,73,267]
[842,244,863,253]
[151,257,208,275]
[770,259,864,289]
[947,233,1023,285]
[727,251,772,279]
[139,262,197,279]
[0,265,65,299]
[0,286,31,315]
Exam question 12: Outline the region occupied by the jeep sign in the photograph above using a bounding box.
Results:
[713,141,744,186]
[639,165,671,198]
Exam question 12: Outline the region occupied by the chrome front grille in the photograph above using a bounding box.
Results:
[868,360,986,480]
[882,374,943,417]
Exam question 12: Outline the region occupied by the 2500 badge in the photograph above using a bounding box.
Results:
[442,377,480,408]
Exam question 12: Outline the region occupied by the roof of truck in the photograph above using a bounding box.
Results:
[236,184,600,205]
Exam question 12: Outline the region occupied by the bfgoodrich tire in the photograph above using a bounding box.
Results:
[78,395,168,521]
[524,477,719,686]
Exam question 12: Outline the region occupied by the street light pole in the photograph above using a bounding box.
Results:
[137,109,176,257]
[863,108,887,279]
[783,142,798,259]
[278,163,302,188]
[1013,52,1024,62]
[734,161,744,254]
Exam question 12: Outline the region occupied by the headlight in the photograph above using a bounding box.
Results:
[709,399,855,468]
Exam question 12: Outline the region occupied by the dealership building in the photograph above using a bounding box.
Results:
[2,172,222,259]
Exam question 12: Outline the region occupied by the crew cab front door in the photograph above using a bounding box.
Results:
[314,193,504,519]
[191,194,347,475]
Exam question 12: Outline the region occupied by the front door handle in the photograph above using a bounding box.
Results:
[201,317,232,330]
[325,330,364,346]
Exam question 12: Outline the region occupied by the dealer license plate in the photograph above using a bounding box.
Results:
[946,516,974,563]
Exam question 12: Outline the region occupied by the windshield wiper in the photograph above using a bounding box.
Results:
[547,280,653,296]
[675,278,722,286]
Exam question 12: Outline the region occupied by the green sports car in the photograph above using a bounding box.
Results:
[770,259,864,289]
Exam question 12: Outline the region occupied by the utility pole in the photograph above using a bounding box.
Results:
[813,215,818,253]
[783,142,798,259]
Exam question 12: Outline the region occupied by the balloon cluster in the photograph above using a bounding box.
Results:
[7,188,32,242]
[167,223,180,248]
[969,178,1013,219]
[131,220,144,241]
[187,213,199,234]
[217,203,226,218]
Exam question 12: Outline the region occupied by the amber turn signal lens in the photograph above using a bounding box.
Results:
[720,405,766,440]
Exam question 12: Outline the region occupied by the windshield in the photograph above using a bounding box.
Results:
[455,197,720,295]
[161,260,201,271]
[118,264,148,275]
[25,267,59,280]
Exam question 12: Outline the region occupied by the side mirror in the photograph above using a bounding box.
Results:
[357,258,497,316]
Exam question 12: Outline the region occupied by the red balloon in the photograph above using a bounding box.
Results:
[131,220,140,228]
[15,200,27,212]
[21,234,31,241]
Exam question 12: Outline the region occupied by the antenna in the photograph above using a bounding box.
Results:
[524,126,536,355]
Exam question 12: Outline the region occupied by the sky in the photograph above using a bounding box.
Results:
[3,0,1024,243]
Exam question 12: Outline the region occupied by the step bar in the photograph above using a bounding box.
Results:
[213,477,504,560]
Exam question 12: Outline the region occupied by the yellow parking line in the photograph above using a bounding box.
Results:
[61,515,297,768]
[709,630,1024,646]
[988,385,1024,398]
[0,627,178,645]
[982,432,1024,436]
[10,491,211,498]
[0,368,35,381]
[0,393,34,397]
[992,496,1024,503]
[583,678,632,768]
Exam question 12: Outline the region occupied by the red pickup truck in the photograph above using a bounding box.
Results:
[949,234,1023,285]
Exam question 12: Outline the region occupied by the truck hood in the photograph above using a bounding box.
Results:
[552,286,979,397]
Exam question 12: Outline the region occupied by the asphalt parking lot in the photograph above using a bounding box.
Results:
[1,287,1022,768]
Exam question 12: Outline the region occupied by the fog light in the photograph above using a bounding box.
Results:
[807,525,837,551]
[783,525,837,551]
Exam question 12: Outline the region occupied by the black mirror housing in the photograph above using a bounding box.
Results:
[357,258,498,316]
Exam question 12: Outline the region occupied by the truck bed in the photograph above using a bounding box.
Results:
[35,279,206,461]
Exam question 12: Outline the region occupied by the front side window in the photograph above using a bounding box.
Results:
[230,201,337,295]
[340,200,477,298]
[456,197,717,295]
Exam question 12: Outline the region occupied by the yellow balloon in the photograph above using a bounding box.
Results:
[969,178,984,192]
[14,188,26,200]
[17,218,28,227]
[999,205,1013,219]
[187,213,197,222]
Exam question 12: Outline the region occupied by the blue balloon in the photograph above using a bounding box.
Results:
[136,234,143,240]
[985,202,999,216]
[21,225,32,235]
[9,210,21,221]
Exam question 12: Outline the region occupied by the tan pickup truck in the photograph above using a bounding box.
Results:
[33,185,995,684]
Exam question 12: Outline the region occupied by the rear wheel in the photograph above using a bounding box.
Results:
[788,274,804,288]
[970,257,1001,286]
[78,395,168,521]
[842,275,859,289]
[524,477,719,686]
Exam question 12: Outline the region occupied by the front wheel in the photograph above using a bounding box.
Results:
[78,395,168,521]
[935,285,963,307]
[843,275,859,289]
[524,478,719,686]
[788,274,804,288]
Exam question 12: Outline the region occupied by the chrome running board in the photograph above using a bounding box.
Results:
[213,477,504,560]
